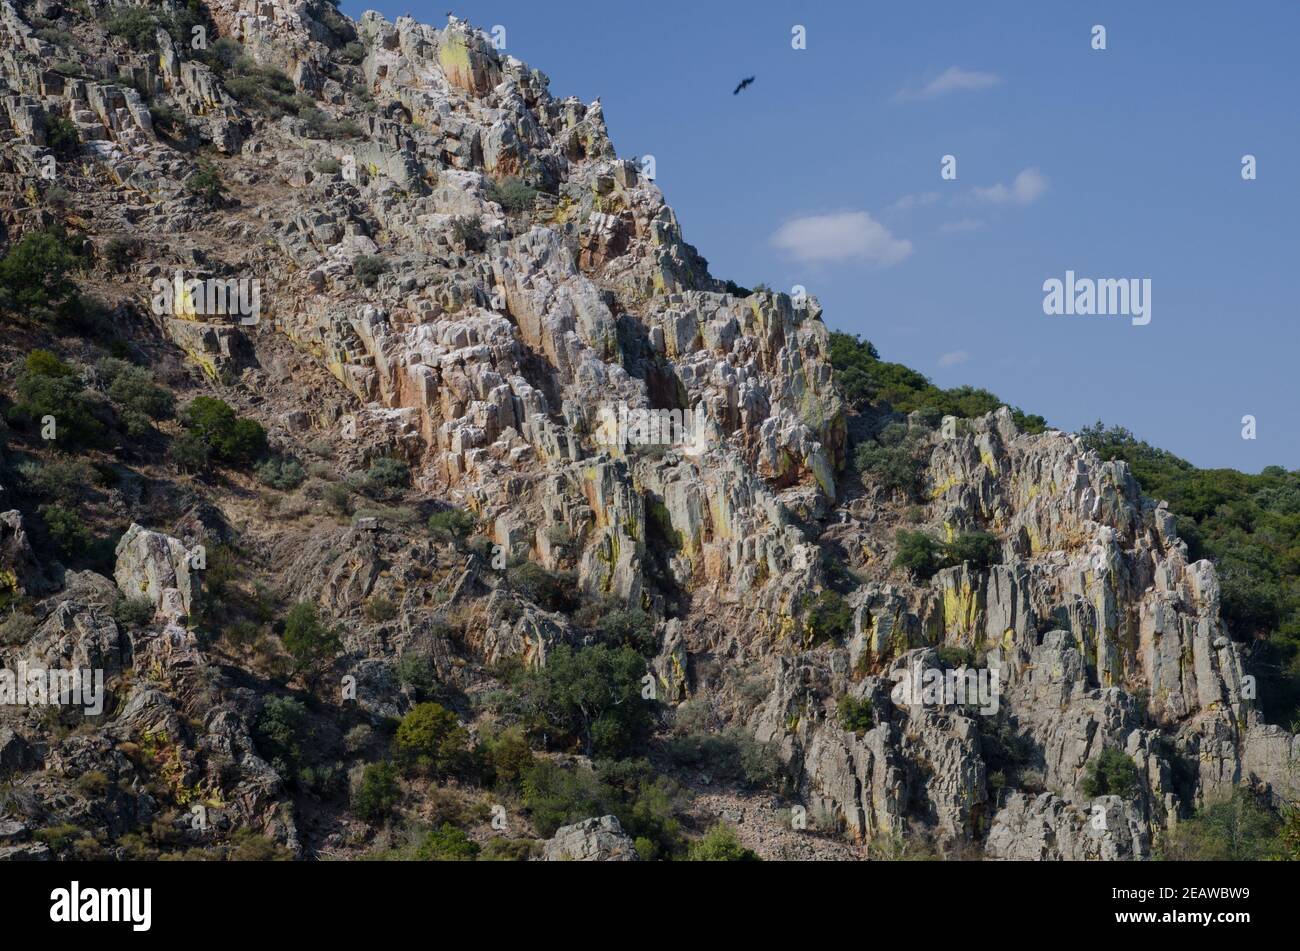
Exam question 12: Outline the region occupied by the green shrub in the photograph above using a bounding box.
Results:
[180,396,266,467]
[352,761,400,821]
[395,651,436,694]
[663,728,783,790]
[148,101,190,139]
[103,237,137,272]
[9,351,107,448]
[519,758,685,857]
[412,823,479,861]
[256,457,307,491]
[490,177,538,213]
[479,837,537,861]
[223,58,301,118]
[944,531,1001,570]
[34,823,81,852]
[39,503,91,556]
[1081,747,1140,799]
[75,770,109,796]
[854,438,924,496]
[226,829,294,861]
[427,507,476,542]
[0,229,79,310]
[800,590,852,645]
[394,702,469,776]
[363,594,398,622]
[299,107,362,140]
[520,760,613,837]
[0,612,37,647]
[169,430,211,473]
[512,644,652,758]
[201,37,243,75]
[186,163,225,206]
[281,602,342,672]
[1158,790,1284,861]
[505,561,576,612]
[837,694,873,735]
[594,606,657,655]
[253,696,308,782]
[365,456,409,493]
[687,823,759,861]
[45,114,80,159]
[354,255,387,288]
[98,357,173,435]
[935,645,976,668]
[313,157,342,175]
[34,26,73,47]
[114,596,156,627]
[450,215,485,252]
[105,7,160,51]
[829,331,1046,433]
[324,481,353,514]
[893,530,941,580]
[18,457,97,504]
[481,726,534,792]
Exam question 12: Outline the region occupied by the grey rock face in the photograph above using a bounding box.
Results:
[114,524,200,623]
[541,815,638,861]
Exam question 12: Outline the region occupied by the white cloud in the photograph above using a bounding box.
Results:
[938,350,969,368]
[887,192,940,214]
[770,211,913,267]
[896,66,1001,102]
[971,167,1048,206]
[939,218,984,234]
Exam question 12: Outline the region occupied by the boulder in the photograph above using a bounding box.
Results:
[114,524,200,623]
[541,815,638,861]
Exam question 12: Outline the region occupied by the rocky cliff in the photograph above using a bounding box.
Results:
[0,1,1294,861]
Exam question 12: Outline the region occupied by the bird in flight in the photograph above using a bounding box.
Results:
[733,76,755,95]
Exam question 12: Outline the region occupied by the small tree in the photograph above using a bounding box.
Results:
[837,694,874,735]
[45,114,80,160]
[893,530,940,580]
[1082,747,1140,799]
[352,761,400,821]
[944,531,1001,570]
[39,503,91,557]
[281,602,341,674]
[427,507,476,542]
[0,229,79,309]
[353,255,387,288]
[801,591,852,645]
[365,456,409,495]
[394,702,469,776]
[490,177,538,213]
[180,396,267,466]
[186,162,225,207]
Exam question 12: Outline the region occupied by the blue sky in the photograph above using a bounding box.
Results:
[344,0,1300,471]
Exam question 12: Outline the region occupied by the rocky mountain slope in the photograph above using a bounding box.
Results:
[0,1,1295,861]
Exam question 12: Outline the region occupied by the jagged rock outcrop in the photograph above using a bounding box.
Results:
[541,815,638,861]
[114,524,201,623]
[0,0,1293,863]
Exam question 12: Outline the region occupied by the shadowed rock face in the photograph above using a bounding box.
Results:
[0,0,1293,861]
